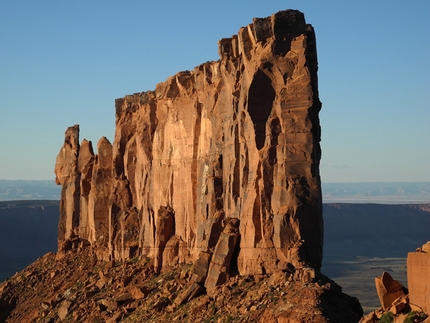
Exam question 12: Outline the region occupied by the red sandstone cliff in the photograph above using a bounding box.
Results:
[54,9,323,291]
[407,243,430,313]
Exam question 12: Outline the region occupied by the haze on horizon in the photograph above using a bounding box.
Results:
[1,1,429,182]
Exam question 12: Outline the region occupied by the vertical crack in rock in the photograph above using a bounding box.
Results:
[233,124,240,203]
[155,206,175,273]
[77,139,94,242]
[54,9,323,288]
[90,137,112,257]
[192,101,203,215]
[205,218,240,293]
[210,154,224,216]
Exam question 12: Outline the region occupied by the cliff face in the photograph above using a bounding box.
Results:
[407,242,430,314]
[54,9,323,283]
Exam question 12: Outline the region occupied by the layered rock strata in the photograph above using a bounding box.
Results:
[54,9,323,284]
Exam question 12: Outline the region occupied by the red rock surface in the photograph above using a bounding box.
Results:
[374,272,405,310]
[407,242,430,313]
[359,245,430,323]
[54,9,323,292]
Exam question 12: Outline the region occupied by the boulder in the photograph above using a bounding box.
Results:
[191,251,213,283]
[268,269,288,287]
[114,292,132,303]
[154,206,175,273]
[204,218,240,293]
[359,311,378,323]
[57,300,71,321]
[375,272,405,310]
[421,241,430,253]
[174,282,205,306]
[161,235,184,272]
[99,299,118,310]
[131,287,149,300]
[389,295,408,315]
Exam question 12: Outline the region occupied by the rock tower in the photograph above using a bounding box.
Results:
[55,9,323,288]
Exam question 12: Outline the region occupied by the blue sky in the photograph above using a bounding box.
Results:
[0,1,429,182]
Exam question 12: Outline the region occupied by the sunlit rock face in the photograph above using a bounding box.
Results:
[54,9,323,280]
[407,242,430,313]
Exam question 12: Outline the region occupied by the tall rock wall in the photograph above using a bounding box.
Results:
[54,9,323,280]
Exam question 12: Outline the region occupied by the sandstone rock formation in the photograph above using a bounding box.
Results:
[54,9,323,290]
[360,244,430,323]
[408,241,430,313]
[375,272,405,311]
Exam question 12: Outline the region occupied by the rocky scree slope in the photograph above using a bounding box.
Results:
[0,247,362,323]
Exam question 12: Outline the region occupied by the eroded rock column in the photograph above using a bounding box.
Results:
[54,125,80,249]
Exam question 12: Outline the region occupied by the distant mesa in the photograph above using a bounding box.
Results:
[322,182,430,204]
[0,180,60,201]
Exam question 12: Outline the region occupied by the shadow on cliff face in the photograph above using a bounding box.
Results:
[229,234,241,276]
[0,298,16,323]
[248,68,275,150]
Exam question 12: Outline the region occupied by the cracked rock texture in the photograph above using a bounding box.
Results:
[54,9,323,285]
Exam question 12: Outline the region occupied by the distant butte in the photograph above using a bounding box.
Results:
[54,9,323,292]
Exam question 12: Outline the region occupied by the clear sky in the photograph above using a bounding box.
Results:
[1,1,429,182]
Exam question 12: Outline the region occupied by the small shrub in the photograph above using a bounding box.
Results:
[76,280,84,289]
[226,315,234,323]
[404,311,429,323]
[130,256,139,263]
[379,312,394,323]
[404,311,415,323]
